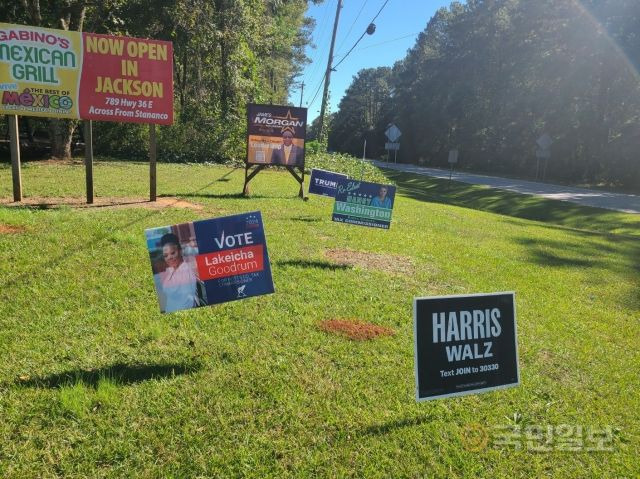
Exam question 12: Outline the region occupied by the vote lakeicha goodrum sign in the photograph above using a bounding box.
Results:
[413,292,520,401]
[145,212,274,313]
[0,23,173,124]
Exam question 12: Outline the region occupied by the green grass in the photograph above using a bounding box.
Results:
[0,159,638,478]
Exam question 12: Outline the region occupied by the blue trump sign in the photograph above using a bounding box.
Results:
[332,179,396,229]
[308,168,348,197]
[145,211,274,313]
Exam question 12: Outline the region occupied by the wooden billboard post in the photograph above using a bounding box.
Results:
[8,115,22,202]
[286,166,305,198]
[149,124,157,202]
[84,120,94,204]
[242,164,304,198]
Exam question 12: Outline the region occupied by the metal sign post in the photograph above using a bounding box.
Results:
[448,149,459,180]
[535,133,553,181]
[385,142,400,163]
[385,124,402,164]
[535,148,551,180]
[361,139,367,180]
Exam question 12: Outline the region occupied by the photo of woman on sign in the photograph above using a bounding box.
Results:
[159,233,199,313]
[146,224,208,313]
[371,185,393,208]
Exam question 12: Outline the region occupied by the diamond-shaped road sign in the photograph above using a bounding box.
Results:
[536,133,553,150]
[385,124,402,143]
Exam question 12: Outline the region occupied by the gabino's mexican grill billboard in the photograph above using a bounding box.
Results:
[0,23,173,124]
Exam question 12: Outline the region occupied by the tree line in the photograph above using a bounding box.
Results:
[328,0,640,188]
[1,0,319,162]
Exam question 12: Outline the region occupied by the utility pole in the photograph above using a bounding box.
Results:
[299,81,305,108]
[318,0,342,142]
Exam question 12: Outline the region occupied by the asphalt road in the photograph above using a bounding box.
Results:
[371,160,640,214]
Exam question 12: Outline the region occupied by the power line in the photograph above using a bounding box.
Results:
[335,0,369,56]
[307,75,326,109]
[303,0,335,90]
[353,32,421,52]
[332,0,392,71]
[369,0,392,25]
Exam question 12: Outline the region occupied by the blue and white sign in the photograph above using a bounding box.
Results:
[308,168,348,197]
[145,211,274,313]
[332,178,396,229]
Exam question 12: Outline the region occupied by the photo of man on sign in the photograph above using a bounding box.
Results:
[271,130,304,165]
[246,103,307,167]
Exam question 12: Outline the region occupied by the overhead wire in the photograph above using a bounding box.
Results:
[302,0,335,98]
[335,0,370,56]
[332,0,392,71]
[353,32,421,52]
[307,74,326,109]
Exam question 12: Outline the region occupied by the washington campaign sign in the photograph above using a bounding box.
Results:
[308,169,348,197]
[414,292,520,401]
[145,212,274,313]
[0,23,173,124]
[332,179,396,229]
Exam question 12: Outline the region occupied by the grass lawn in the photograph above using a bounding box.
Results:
[0,159,638,478]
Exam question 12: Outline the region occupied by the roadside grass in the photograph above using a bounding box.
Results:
[0,159,637,478]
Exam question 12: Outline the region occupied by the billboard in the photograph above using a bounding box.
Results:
[332,178,396,229]
[246,103,307,167]
[145,212,274,313]
[308,168,348,197]
[414,292,520,401]
[0,23,173,124]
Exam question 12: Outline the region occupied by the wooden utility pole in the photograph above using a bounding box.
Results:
[299,82,305,108]
[8,115,22,202]
[318,0,342,141]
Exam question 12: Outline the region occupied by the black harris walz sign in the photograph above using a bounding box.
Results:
[414,292,520,401]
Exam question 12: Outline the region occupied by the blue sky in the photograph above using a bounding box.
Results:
[289,0,453,121]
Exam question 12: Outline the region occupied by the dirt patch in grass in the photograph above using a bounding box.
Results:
[318,319,395,341]
[0,224,26,234]
[0,196,203,211]
[325,248,415,275]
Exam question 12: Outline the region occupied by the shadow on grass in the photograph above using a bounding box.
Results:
[290,216,322,223]
[361,415,435,436]
[0,176,220,289]
[382,169,640,309]
[382,169,640,237]
[176,192,267,200]
[514,233,640,309]
[15,362,202,389]
[276,259,352,271]
[4,199,154,210]
[216,168,239,182]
